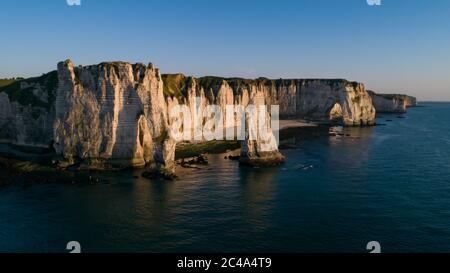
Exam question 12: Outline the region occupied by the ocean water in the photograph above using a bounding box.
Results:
[1,102,450,253]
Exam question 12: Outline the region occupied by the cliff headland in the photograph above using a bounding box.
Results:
[0,60,416,179]
[368,90,418,113]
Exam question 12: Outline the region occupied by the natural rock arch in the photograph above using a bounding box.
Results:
[329,103,344,123]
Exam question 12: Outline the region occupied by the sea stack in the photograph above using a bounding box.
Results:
[239,91,285,166]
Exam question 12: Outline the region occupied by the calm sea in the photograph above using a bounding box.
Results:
[1,102,450,253]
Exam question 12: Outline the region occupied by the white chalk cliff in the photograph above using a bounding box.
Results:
[54,60,172,171]
[0,60,383,173]
[368,91,417,113]
[0,72,57,148]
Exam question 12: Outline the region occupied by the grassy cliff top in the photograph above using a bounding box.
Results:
[0,71,58,108]
[0,78,24,88]
[162,73,187,98]
[368,90,415,100]
[162,74,358,97]
[378,94,414,100]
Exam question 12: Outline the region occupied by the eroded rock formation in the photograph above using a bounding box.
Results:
[0,72,57,148]
[368,91,417,113]
[0,60,382,173]
[53,60,172,170]
[163,76,376,126]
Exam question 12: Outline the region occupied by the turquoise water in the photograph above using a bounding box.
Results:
[1,102,450,253]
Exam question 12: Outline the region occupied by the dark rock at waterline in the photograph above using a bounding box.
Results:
[56,160,75,170]
[225,155,241,161]
[177,154,208,168]
[239,152,285,167]
[0,156,107,186]
[142,169,177,181]
[180,164,201,169]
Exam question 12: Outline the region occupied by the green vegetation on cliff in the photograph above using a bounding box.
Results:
[98,61,131,76]
[368,90,414,101]
[161,73,187,99]
[0,78,23,88]
[377,94,409,100]
[0,71,58,109]
[195,76,294,90]
[162,74,358,98]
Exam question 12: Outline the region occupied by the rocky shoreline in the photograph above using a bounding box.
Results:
[0,156,105,186]
[0,123,326,183]
[0,60,417,180]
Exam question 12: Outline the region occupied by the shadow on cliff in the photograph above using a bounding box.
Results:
[110,85,145,168]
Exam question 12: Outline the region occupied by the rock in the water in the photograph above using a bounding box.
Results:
[142,168,177,181]
[239,151,285,167]
[225,154,241,161]
[180,154,208,165]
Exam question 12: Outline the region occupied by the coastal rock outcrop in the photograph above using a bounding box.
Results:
[404,95,418,108]
[239,90,285,166]
[1,60,382,171]
[0,72,57,148]
[291,80,375,126]
[53,60,170,169]
[368,91,417,113]
[163,76,376,126]
[161,76,376,165]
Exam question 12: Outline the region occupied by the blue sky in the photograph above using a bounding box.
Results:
[1,0,449,100]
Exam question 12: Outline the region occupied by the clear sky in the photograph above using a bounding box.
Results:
[1,0,449,100]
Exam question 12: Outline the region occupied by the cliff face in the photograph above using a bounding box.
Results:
[0,72,57,148]
[368,91,417,113]
[0,60,379,171]
[163,76,376,126]
[162,76,376,165]
[53,60,171,169]
[163,77,285,165]
[286,79,375,126]
[404,95,418,107]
